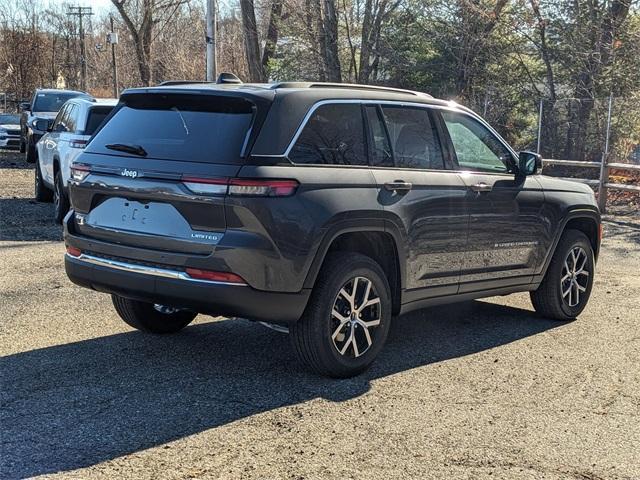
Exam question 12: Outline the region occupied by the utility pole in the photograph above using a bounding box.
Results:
[108,15,119,98]
[67,6,93,92]
[206,0,217,81]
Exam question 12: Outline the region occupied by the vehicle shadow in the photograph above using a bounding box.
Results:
[0,300,562,479]
[0,151,31,170]
[0,198,61,241]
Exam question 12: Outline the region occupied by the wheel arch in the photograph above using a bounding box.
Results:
[538,208,601,283]
[303,224,406,316]
[565,215,600,260]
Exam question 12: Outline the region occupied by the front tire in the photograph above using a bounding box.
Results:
[531,229,595,320]
[112,295,197,334]
[53,171,70,224]
[34,159,53,202]
[25,137,36,163]
[290,252,392,378]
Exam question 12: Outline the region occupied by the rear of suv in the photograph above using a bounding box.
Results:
[64,81,600,377]
[35,98,117,223]
[20,88,93,163]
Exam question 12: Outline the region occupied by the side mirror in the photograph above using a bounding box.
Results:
[34,119,50,132]
[19,102,31,112]
[518,151,542,176]
[53,123,67,133]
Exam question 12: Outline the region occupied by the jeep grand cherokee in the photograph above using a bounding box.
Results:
[64,80,600,378]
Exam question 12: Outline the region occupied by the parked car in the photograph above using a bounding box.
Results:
[34,98,117,223]
[63,81,601,378]
[0,113,21,149]
[20,88,93,163]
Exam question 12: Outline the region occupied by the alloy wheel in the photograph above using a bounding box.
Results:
[560,246,589,307]
[331,276,381,358]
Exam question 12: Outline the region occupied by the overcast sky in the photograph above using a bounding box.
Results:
[50,0,113,13]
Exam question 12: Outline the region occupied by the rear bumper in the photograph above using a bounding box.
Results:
[65,253,310,324]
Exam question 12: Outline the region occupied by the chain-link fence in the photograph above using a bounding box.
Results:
[535,96,640,213]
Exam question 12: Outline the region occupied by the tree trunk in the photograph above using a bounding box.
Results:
[357,0,373,83]
[261,0,283,78]
[240,0,265,82]
[321,0,341,82]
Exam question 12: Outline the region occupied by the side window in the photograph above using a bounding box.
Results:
[441,110,512,173]
[381,106,445,170]
[289,103,367,165]
[364,106,393,167]
[65,105,78,133]
[52,105,68,131]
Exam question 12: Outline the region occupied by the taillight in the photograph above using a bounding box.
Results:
[598,223,603,243]
[181,176,298,197]
[229,179,298,197]
[70,163,90,182]
[66,246,81,257]
[181,176,228,195]
[185,268,246,284]
[69,139,89,149]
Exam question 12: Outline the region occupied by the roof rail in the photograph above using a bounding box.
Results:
[157,80,214,86]
[269,81,432,98]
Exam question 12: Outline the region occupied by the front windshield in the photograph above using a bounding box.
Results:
[0,114,20,124]
[33,92,92,112]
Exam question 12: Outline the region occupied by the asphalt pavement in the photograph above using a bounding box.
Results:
[1,150,639,479]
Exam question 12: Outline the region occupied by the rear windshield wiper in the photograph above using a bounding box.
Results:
[105,143,148,157]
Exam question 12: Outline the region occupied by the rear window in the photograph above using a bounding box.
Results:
[85,106,114,135]
[87,93,254,163]
[33,92,91,112]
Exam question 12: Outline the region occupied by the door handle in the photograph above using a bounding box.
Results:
[384,181,412,193]
[470,182,493,193]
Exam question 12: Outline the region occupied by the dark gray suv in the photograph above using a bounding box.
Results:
[64,81,600,377]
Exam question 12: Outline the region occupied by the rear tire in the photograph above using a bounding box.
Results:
[53,170,70,224]
[34,159,53,202]
[112,295,197,334]
[530,229,595,321]
[290,252,392,378]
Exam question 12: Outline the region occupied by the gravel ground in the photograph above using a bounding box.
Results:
[1,150,639,480]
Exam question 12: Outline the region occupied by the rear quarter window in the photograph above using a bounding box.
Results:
[85,106,114,135]
[86,94,255,164]
[289,103,367,165]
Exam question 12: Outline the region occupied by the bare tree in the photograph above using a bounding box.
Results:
[239,0,265,81]
[110,0,189,86]
[320,0,341,81]
[358,0,400,83]
[261,0,283,77]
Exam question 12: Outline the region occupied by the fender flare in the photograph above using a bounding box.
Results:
[536,207,600,282]
[302,218,407,290]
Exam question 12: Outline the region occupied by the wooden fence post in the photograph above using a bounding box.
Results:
[598,94,614,213]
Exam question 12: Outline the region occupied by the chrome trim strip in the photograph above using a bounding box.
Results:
[66,253,247,286]
[281,99,518,161]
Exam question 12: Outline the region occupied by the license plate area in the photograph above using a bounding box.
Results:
[84,198,223,245]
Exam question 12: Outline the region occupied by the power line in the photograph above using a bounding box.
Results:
[67,6,93,92]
